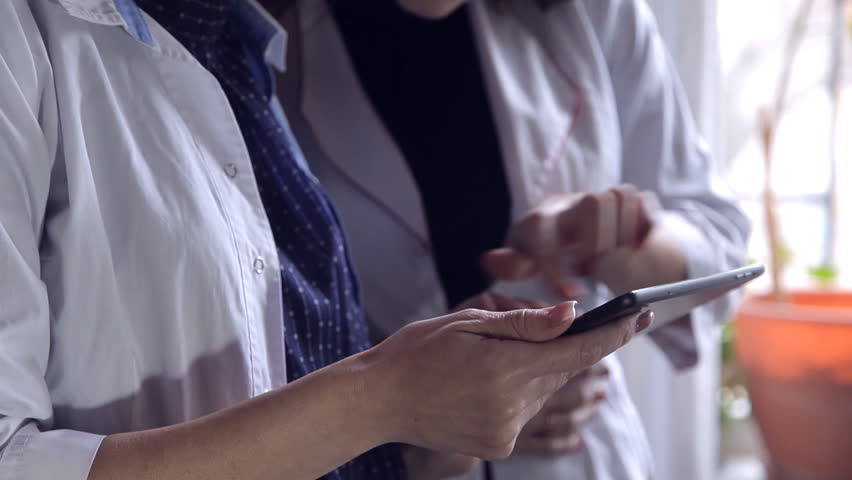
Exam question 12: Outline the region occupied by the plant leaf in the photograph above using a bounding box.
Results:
[808,264,839,287]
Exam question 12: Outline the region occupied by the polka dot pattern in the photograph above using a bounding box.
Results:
[136,1,406,478]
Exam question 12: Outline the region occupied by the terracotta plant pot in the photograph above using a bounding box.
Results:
[736,292,852,480]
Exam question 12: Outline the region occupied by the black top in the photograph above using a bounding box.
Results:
[330,0,512,307]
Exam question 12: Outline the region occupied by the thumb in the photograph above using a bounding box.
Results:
[463,301,577,343]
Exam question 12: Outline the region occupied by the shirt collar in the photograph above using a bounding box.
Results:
[235,0,287,72]
[53,0,287,71]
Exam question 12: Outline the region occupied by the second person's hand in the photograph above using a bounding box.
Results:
[514,364,610,456]
[480,186,659,297]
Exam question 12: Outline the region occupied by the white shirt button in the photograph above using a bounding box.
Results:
[224,163,238,178]
[253,257,265,274]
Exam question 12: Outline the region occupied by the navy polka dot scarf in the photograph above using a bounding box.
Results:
[135,1,406,478]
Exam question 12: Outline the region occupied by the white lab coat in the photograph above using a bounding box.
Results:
[277,0,750,479]
[0,1,289,479]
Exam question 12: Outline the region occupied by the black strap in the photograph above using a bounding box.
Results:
[484,461,494,480]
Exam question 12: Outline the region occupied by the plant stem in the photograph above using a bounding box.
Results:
[762,0,817,300]
[824,0,845,270]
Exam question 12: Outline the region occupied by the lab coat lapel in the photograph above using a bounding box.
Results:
[296,0,431,247]
[468,0,588,217]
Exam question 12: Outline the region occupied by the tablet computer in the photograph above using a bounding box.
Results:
[560,264,765,336]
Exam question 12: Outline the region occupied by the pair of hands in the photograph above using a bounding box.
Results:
[395,188,659,479]
[401,297,613,480]
[368,299,653,480]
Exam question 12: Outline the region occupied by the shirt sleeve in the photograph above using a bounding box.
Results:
[584,0,751,370]
[0,4,105,479]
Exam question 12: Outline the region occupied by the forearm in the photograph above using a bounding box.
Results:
[88,353,389,480]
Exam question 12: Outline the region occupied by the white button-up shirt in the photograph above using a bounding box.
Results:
[0,1,290,478]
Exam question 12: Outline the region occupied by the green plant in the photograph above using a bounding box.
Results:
[808,263,840,287]
[719,321,751,427]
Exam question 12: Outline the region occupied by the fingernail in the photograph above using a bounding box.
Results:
[546,301,577,326]
[543,300,574,312]
[635,310,654,333]
[567,435,584,449]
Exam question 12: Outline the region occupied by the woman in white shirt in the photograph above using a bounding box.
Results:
[274,0,750,478]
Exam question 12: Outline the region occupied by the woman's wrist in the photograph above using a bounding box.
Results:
[322,348,403,448]
[345,330,434,448]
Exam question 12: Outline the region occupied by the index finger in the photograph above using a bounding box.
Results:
[515,309,652,378]
[480,248,539,281]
